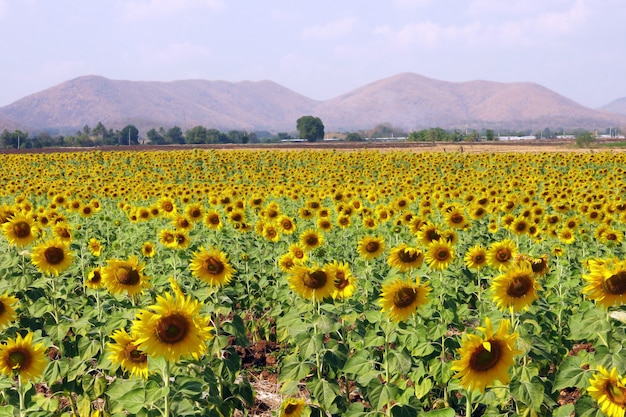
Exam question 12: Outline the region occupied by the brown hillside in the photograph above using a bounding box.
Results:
[600,97,626,115]
[1,73,626,134]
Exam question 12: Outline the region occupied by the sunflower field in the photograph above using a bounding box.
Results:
[0,148,625,417]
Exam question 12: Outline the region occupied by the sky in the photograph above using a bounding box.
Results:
[1,0,625,108]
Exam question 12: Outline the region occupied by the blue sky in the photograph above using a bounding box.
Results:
[1,0,624,108]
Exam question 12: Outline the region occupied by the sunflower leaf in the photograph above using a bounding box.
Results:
[552,355,592,392]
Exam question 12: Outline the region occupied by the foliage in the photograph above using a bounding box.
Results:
[576,131,597,148]
[296,115,325,142]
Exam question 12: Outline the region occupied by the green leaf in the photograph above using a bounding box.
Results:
[309,378,342,410]
[414,377,433,400]
[387,349,412,375]
[0,406,14,417]
[553,404,575,417]
[279,355,314,383]
[366,378,398,411]
[343,349,374,375]
[553,356,592,392]
[510,377,544,411]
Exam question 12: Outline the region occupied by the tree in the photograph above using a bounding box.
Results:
[345,132,364,142]
[485,129,495,141]
[166,126,185,144]
[147,128,165,145]
[575,131,596,148]
[296,116,324,142]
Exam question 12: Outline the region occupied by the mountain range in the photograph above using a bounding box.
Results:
[1,73,626,135]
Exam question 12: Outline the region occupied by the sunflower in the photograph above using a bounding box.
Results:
[88,237,102,256]
[190,247,236,287]
[172,215,193,232]
[2,214,38,247]
[0,292,19,328]
[582,258,626,308]
[287,264,334,301]
[491,261,540,312]
[52,224,73,243]
[510,216,530,236]
[204,210,223,230]
[416,222,442,246]
[387,243,424,271]
[300,229,324,251]
[558,228,576,245]
[85,267,104,290]
[158,229,177,248]
[278,253,299,273]
[132,291,213,362]
[587,366,626,417]
[0,332,47,383]
[465,245,488,271]
[261,223,281,242]
[425,239,455,271]
[157,197,178,217]
[316,217,333,232]
[514,254,549,277]
[107,329,149,378]
[451,318,522,393]
[357,236,386,260]
[102,256,150,297]
[31,237,74,276]
[277,215,297,234]
[378,277,431,323]
[445,208,469,230]
[280,398,306,417]
[486,239,518,270]
[288,243,308,263]
[141,241,156,258]
[184,203,205,223]
[326,260,356,300]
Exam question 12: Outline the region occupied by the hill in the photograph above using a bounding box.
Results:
[1,73,625,134]
[599,97,626,115]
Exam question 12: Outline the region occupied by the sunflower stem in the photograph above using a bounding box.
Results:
[163,360,171,417]
[466,390,472,417]
[17,374,25,417]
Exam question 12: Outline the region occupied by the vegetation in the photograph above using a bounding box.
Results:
[296,116,325,142]
[0,149,625,416]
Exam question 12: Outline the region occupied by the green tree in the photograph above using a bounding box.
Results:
[575,131,596,148]
[166,126,185,144]
[485,129,495,141]
[296,116,325,142]
[147,128,165,145]
[119,125,139,145]
[345,132,364,142]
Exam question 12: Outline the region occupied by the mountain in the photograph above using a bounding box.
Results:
[1,73,625,134]
[599,97,626,115]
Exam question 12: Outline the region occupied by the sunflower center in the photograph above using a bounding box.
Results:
[163,202,174,212]
[303,270,327,289]
[190,208,202,218]
[531,259,547,274]
[602,271,626,295]
[469,340,502,372]
[474,254,485,264]
[451,214,464,224]
[435,249,450,261]
[282,220,293,230]
[208,215,220,225]
[604,381,626,406]
[8,349,30,369]
[203,257,225,275]
[506,275,532,298]
[398,248,419,263]
[89,270,102,284]
[124,344,148,364]
[284,403,298,414]
[13,221,31,238]
[156,314,189,344]
[334,271,349,290]
[294,250,304,259]
[393,287,417,308]
[427,230,441,241]
[306,235,319,246]
[44,247,65,265]
[0,301,4,315]
[116,267,140,286]
[365,241,380,253]
[496,248,512,262]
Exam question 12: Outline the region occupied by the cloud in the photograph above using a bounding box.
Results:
[301,17,357,40]
[121,0,224,21]
[375,0,587,49]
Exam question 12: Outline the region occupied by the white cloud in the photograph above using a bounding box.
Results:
[302,17,357,40]
[121,0,224,21]
[375,0,587,49]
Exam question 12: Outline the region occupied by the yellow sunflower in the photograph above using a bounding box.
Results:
[280,398,306,417]
[204,210,223,230]
[190,247,236,287]
[158,229,177,248]
[486,239,518,270]
[85,267,104,290]
[277,215,297,234]
[464,245,488,271]
[491,261,540,312]
[0,292,19,328]
[451,318,522,393]
[587,366,626,417]
[2,214,38,247]
[102,256,150,297]
[287,264,334,302]
[425,239,455,271]
[326,260,356,300]
[107,329,149,379]
[300,229,324,251]
[88,237,102,257]
[378,277,431,323]
[387,243,424,271]
[132,291,213,362]
[357,236,386,261]
[288,243,308,263]
[0,332,47,383]
[582,258,626,308]
[31,237,74,276]
[278,253,299,273]
[141,241,156,258]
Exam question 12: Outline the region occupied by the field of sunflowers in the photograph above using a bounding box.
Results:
[0,148,625,417]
